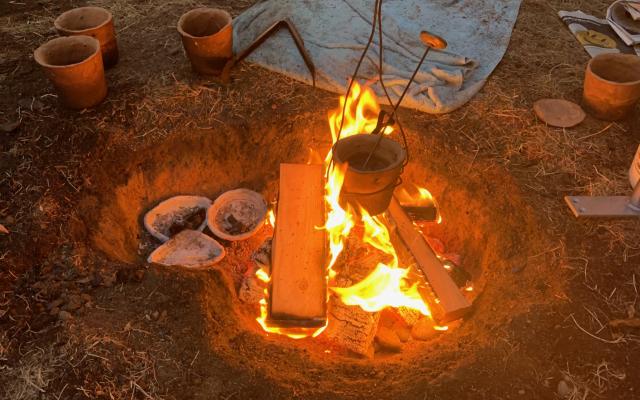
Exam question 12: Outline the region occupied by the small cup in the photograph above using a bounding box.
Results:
[55,6,119,69]
[177,8,233,76]
[583,54,640,121]
[34,36,107,109]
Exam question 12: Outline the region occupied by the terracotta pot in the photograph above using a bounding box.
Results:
[583,53,640,121]
[177,8,233,76]
[54,6,119,68]
[34,36,107,109]
[332,134,406,215]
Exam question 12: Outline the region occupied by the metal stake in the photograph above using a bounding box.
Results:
[361,30,447,169]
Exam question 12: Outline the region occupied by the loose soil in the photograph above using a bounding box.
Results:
[1,1,639,400]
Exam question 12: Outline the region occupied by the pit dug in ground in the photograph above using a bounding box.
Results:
[69,124,557,398]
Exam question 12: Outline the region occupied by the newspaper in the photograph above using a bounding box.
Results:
[559,10,640,57]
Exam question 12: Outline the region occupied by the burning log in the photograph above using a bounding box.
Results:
[324,296,379,358]
[267,163,327,328]
[396,306,421,327]
[388,197,471,323]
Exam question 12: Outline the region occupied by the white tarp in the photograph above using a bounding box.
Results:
[232,0,522,113]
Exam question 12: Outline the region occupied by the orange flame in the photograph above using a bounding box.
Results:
[254,264,328,339]
[331,211,430,316]
[328,81,392,144]
[325,82,432,317]
[396,184,442,224]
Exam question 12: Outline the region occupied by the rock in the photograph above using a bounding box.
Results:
[393,323,411,343]
[379,308,400,328]
[411,317,438,341]
[58,310,72,321]
[375,326,403,352]
[151,311,159,320]
[557,380,572,398]
[50,307,60,316]
[518,389,525,395]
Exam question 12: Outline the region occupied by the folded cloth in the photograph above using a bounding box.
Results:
[559,10,640,57]
[232,0,522,114]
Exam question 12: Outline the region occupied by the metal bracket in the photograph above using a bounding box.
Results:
[564,195,640,218]
[221,18,315,86]
[565,151,640,218]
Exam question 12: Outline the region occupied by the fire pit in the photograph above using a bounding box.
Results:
[72,110,541,393]
[69,75,549,394]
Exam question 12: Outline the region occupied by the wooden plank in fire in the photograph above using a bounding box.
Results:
[388,196,471,323]
[267,163,327,328]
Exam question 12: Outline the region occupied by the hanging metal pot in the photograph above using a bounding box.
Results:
[332,134,406,215]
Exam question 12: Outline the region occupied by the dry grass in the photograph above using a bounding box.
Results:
[561,360,627,400]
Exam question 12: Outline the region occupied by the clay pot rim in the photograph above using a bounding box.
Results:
[332,134,407,175]
[206,188,267,241]
[54,6,113,34]
[587,54,640,87]
[34,35,101,69]
[177,7,232,40]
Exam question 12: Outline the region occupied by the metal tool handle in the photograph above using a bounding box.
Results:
[420,31,447,49]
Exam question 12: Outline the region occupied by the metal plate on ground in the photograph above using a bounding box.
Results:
[564,196,640,218]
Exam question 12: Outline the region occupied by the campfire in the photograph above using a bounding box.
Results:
[234,82,475,356]
[138,80,474,357]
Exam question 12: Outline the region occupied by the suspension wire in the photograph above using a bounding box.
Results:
[335,0,381,142]
[375,0,410,165]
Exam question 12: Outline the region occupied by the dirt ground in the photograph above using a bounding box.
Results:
[1,0,640,399]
